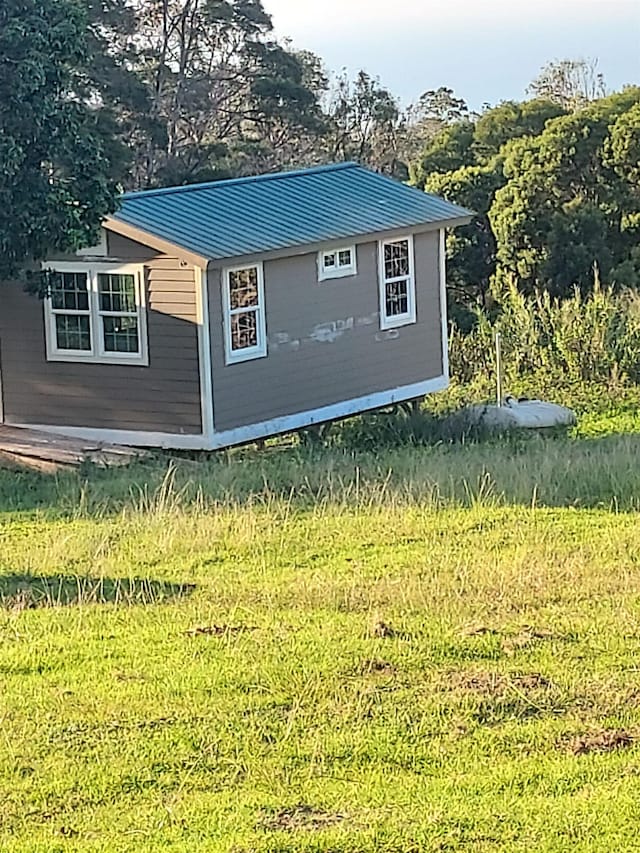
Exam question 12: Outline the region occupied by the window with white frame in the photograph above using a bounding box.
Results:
[318,246,357,281]
[223,263,267,364]
[44,264,148,365]
[378,236,416,330]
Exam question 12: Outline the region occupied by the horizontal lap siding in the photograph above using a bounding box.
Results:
[209,231,443,432]
[0,239,202,434]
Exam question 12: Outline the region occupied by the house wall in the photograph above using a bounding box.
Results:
[208,229,444,433]
[0,233,202,434]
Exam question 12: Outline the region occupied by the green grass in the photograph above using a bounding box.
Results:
[3,420,640,851]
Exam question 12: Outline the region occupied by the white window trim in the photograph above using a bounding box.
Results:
[43,261,149,366]
[222,262,267,365]
[378,234,417,331]
[318,245,357,281]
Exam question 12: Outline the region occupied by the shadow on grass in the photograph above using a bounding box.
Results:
[0,573,195,609]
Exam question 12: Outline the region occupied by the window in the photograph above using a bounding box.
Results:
[223,263,267,364]
[44,264,148,365]
[378,236,416,330]
[318,246,357,281]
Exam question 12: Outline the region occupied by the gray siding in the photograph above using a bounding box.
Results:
[0,236,202,434]
[208,230,443,432]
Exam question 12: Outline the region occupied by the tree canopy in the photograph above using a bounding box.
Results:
[0,0,121,278]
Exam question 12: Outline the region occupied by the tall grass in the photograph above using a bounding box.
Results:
[444,279,640,411]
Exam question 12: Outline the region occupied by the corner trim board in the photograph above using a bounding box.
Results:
[10,374,448,450]
[195,265,215,440]
[439,228,450,380]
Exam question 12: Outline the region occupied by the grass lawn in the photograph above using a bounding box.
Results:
[2,426,640,851]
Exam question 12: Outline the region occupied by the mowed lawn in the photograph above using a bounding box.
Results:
[3,432,640,851]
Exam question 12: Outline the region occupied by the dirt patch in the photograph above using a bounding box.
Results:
[565,729,634,755]
[370,619,396,639]
[185,624,257,638]
[458,625,500,638]
[260,804,346,832]
[445,670,550,694]
[447,671,507,693]
[369,619,412,640]
[502,626,564,654]
[357,658,397,676]
[514,673,551,690]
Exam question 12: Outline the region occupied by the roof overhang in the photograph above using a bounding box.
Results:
[205,215,473,268]
[105,216,209,268]
[105,212,473,270]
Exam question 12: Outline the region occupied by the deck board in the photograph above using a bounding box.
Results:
[0,425,149,473]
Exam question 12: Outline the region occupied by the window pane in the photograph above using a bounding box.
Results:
[338,249,352,267]
[50,272,89,311]
[385,279,409,317]
[230,310,258,351]
[55,314,91,351]
[102,316,140,353]
[323,252,336,269]
[98,273,137,313]
[384,240,409,279]
[229,268,259,310]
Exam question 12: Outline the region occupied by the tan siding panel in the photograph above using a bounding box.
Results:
[0,246,203,435]
[209,232,444,432]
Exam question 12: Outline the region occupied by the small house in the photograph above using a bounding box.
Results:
[0,163,471,449]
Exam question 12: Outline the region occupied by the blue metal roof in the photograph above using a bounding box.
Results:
[112,162,472,261]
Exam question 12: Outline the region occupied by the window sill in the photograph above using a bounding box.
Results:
[318,268,357,282]
[379,314,416,332]
[224,348,268,366]
[46,352,149,367]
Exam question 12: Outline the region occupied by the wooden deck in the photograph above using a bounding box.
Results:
[0,425,149,473]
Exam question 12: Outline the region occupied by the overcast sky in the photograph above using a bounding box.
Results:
[265,0,640,109]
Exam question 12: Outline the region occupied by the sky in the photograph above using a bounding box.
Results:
[265,0,640,110]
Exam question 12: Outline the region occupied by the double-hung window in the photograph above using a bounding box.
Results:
[378,236,417,330]
[318,246,357,281]
[222,263,267,365]
[44,264,148,365]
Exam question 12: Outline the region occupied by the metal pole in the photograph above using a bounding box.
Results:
[496,332,502,407]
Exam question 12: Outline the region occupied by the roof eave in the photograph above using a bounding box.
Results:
[206,215,474,267]
[106,210,473,269]
[105,216,210,267]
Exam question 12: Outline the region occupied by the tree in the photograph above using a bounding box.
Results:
[427,162,503,324]
[527,58,607,111]
[490,89,640,296]
[410,121,476,186]
[90,0,327,188]
[473,99,566,161]
[403,86,469,165]
[0,0,121,279]
[325,70,404,175]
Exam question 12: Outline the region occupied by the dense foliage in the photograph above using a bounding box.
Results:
[0,0,120,278]
[413,86,640,319]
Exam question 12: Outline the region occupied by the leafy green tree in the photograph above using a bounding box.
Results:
[0,0,120,279]
[427,163,503,325]
[473,99,566,161]
[410,121,476,186]
[490,89,640,296]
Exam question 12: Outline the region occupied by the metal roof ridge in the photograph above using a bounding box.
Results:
[120,162,359,201]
